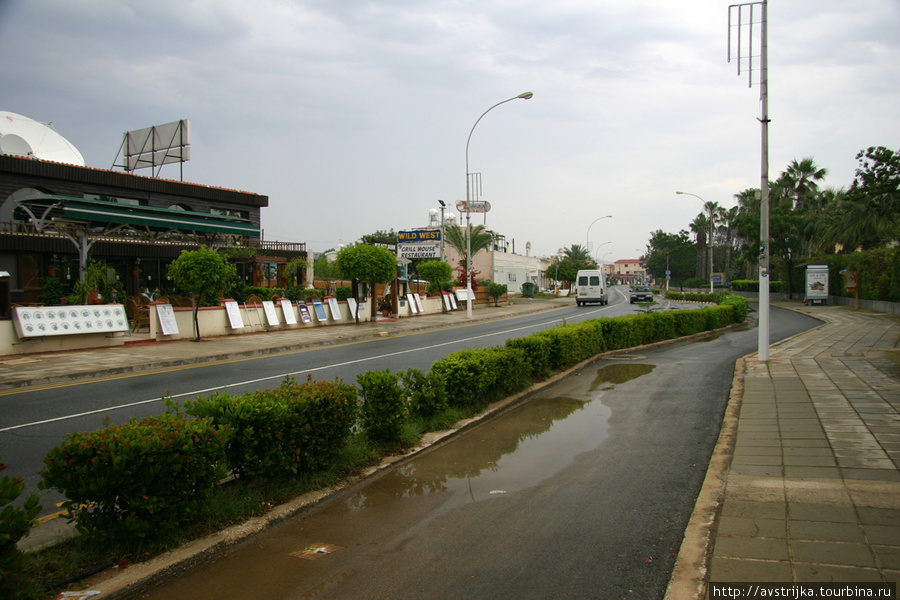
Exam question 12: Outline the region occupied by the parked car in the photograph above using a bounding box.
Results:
[630,285,653,304]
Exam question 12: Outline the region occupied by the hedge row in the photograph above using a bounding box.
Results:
[30,295,748,552]
[184,376,358,479]
[40,413,228,543]
[730,280,788,293]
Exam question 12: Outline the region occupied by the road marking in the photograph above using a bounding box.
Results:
[0,304,618,433]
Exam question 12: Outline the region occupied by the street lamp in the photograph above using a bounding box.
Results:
[676,191,714,294]
[593,241,611,264]
[585,215,612,253]
[464,91,533,318]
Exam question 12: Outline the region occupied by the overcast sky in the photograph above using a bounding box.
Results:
[2,0,897,261]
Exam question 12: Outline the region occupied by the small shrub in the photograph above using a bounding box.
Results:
[357,370,408,445]
[1,458,41,599]
[506,335,552,378]
[185,376,357,478]
[39,414,227,545]
[719,294,749,322]
[402,368,448,418]
[335,286,353,302]
[431,347,529,409]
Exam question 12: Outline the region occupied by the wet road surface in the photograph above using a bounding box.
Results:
[136,307,821,600]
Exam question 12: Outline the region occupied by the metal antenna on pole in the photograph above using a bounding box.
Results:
[728,0,769,362]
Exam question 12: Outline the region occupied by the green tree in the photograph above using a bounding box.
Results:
[822,146,899,250]
[417,260,453,311]
[282,257,307,288]
[644,229,696,285]
[781,157,827,211]
[168,247,238,340]
[563,244,592,263]
[336,244,397,321]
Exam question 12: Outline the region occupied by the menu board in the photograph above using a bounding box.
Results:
[414,293,424,313]
[280,299,297,324]
[407,293,418,314]
[346,297,358,319]
[224,301,244,329]
[326,297,342,320]
[312,299,328,321]
[12,304,129,338]
[155,304,179,335]
[262,301,280,326]
[298,303,312,323]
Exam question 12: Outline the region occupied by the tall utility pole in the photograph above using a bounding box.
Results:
[729,0,769,361]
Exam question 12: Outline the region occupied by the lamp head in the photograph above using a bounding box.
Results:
[517,91,534,100]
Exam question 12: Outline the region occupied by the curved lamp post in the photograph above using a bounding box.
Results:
[676,191,714,293]
[464,91,533,317]
[585,215,612,253]
[593,241,611,264]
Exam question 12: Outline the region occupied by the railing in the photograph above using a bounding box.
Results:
[248,240,307,253]
[0,221,306,253]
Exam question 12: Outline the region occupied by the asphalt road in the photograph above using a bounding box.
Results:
[130,305,821,600]
[2,287,642,514]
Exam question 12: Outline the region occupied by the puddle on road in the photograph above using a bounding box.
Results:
[589,363,655,392]
[137,362,658,600]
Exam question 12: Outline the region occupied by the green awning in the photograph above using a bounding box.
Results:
[14,194,259,237]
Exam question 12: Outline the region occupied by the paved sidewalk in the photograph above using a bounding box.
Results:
[668,303,900,598]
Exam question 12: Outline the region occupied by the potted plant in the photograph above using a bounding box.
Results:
[378,295,392,317]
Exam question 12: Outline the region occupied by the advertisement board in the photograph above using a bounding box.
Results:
[805,265,829,304]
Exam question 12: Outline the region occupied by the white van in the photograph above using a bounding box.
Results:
[575,269,608,306]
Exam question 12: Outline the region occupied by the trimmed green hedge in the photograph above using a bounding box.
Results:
[185,376,357,480]
[431,346,530,408]
[40,413,227,543]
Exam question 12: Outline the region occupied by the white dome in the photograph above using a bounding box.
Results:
[0,111,85,166]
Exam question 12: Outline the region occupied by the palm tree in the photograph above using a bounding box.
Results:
[781,157,827,211]
[690,214,708,280]
[563,244,592,263]
[443,223,494,272]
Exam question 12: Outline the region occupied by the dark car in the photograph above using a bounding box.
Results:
[630,285,653,304]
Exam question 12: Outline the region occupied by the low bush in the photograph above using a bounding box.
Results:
[402,368,449,418]
[335,286,353,302]
[185,376,357,479]
[40,414,227,545]
[431,346,529,409]
[1,459,41,599]
[719,294,749,322]
[505,335,552,378]
[357,370,408,445]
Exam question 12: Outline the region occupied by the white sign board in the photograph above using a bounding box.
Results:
[407,293,418,314]
[12,305,129,338]
[280,299,297,324]
[346,297,358,319]
[455,289,472,302]
[224,301,244,329]
[399,243,440,260]
[262,301,280,326]
[156,304,179,335]
[805,267,829,301]
[327,297,342,320]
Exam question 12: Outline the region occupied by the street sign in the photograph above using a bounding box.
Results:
[455,200,491,213]
[398,243,440,260]
[398,229,441,243]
